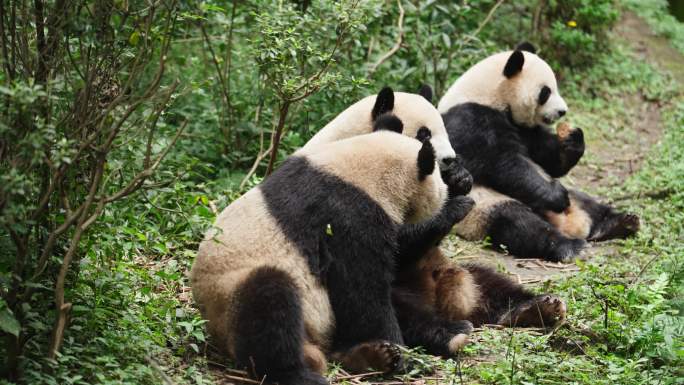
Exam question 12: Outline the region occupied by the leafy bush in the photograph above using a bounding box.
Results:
[540,0,620,66]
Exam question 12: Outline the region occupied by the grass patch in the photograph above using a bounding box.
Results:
[623,0,684,54]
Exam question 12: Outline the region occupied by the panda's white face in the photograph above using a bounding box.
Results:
[438,49,568,129]
[392,92,457,168]
[510,53,568,128]
[301,90,457,169]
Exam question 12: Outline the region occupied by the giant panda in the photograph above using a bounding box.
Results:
[437,42,640,262]
[191,119,460,385]
[303,86,459,168]
[299,86,567,357]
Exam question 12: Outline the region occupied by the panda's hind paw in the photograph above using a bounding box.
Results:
[549,238,587,263]
[370,341,403,373]
[446,319,474,335]
[335,341,404,374]
[498,294,567,328]
[447,333,470,354]
[589,212,640,242]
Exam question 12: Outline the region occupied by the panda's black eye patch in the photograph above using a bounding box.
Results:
[538,85,551,105]
[416,127,431,143]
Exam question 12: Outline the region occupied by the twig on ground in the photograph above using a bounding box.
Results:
[220,373,261,384]
[335,371,384,381]
[145,356,176,385]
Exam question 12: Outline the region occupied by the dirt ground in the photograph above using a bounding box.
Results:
[442,11,683,283]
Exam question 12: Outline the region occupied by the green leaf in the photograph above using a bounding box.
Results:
[0,308,20,337]
[129,31,140,46]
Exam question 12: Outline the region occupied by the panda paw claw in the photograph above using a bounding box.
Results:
[498,294,567,328]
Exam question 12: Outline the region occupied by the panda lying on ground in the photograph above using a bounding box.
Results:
[301,87,567,358]
[192,117,465,385]
[437,42,640,262]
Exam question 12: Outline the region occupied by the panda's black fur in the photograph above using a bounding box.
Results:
[192,113,460,384]
[443,102,588,261]
[260,158,403,344]
[436,42,639,261]
[288,86,568,359]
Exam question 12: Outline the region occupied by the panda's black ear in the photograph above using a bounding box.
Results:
[372,87,395,120]
[373,114,403,134]
[417,140,436,181]
[503,50,525,78]
[418,84,433,104]
[516,41,536,54]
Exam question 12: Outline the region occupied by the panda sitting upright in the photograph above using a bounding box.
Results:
[437,42,640,262]
[191,115,467,385]
[300,86,568,358]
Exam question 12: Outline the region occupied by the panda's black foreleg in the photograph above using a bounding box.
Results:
[392,288,473,356]
[396,158,475,270]
[520,126,585,178]
[233,267,328,385]
[490,155,570,213]
[396,195,474,271]
[326,246,406,374]
[487,201,587,262]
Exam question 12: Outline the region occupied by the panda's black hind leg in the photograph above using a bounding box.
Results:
[497,294,567,328]
[488,201,587,262]
[392,288,473,357]
[233,266,328,385]
[588,212,640,242]
[570,189,640,242]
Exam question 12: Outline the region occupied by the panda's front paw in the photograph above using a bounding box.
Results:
[561,127,585,155]
[441,157,473,197]
[545,180,570,213]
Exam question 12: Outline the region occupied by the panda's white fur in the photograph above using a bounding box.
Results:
[439,50,568,129]
[193,188,335,353]
[304,91,456,163]
[191,131,447,383]
[298,131,448,224]
[454,186,513,241]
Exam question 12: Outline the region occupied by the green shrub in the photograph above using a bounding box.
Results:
[541,0,620,66]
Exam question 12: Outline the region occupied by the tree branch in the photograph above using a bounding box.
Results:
[368,0,404,75]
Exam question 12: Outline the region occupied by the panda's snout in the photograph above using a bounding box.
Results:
[543,109,567,125]
[441,157,456,168]
[439,155,463,170]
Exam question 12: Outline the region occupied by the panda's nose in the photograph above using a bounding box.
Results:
[558,109,566,117]
[440,157,458,170]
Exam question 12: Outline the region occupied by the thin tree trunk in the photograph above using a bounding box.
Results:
[265,101,290,177]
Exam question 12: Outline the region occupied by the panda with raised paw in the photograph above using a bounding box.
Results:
[299,86,568,358]
[437,42,640,262]
[191,116,466,385]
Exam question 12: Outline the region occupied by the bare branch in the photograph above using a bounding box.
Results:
[104,119,188,204]
[462,0,505,45]
[368,0,404,75]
